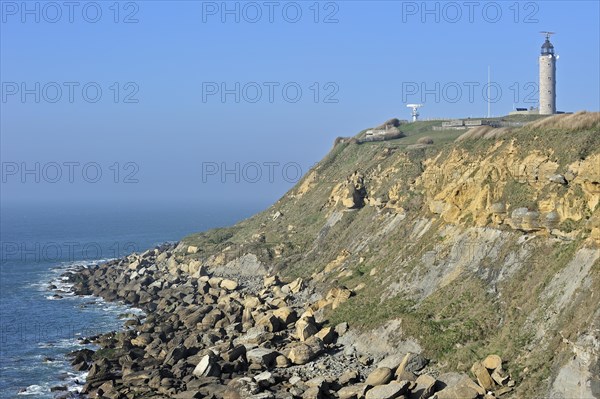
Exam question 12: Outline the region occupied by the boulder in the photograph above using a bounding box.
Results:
[257,314,282,332]
[283,278,304,294]
[273,307,297,325]
[188,260,206,276]
[491,369,509,386]
[174,391,203,399]
[326,286,353,309]
[193,354,221,378]
[549,174,567,185]
[128,260,140,270]
[435,385,479,399]
[302,386,322,399]
[246,347,279,367]
[224,377,260,398]
[243,296,262,309]
[130,333,152,347]
[263,275,280,288]
[339,370,360,386]
[365,381,409,399]
[164,345,188,366]
[335,322,349,336]
[235,326,273,346]
[338,384,368,399]
[482,354,502,371]
[288,337,323,365]
[377,353,406,369]
[396,369,417,382]
[254,371,275,388]
[296,317,319,341]
[288,344,315,365]
[471,361,494,391]
[315,326,337,345]
[97,381,115,395]
[275,355,290,368]
[222,345,246,362]
[395,352,428,377]
[365,367,393,387]
[413,374,437,399]
[208,276,224,288]
[220,279,239,291]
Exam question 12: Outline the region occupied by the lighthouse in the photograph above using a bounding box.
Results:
[539,32,557,115]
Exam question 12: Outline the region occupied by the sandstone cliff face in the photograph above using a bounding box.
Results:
[414,147,599,234]
[183,112,600,398]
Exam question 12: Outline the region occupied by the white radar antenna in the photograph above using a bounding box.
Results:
[406,104,423,122]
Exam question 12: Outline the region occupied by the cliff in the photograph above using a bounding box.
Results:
[178,111,600,398]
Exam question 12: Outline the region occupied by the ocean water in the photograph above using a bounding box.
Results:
[0,201,260,398]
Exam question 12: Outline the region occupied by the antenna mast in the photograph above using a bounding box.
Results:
[487,66,491,118]
[540,31,555,40]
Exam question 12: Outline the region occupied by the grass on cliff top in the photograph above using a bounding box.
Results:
[511,112,600,167]
[454,112,600,167]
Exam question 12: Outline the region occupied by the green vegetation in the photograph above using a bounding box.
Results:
[501,179,537,209]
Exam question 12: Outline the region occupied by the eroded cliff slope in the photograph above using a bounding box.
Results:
[182,112,600,397]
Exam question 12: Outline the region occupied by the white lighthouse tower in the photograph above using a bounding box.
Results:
[539,31,557,115]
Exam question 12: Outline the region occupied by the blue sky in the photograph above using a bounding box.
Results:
[1,1,599,207]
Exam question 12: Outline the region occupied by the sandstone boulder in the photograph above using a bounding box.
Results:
[288,337,323,365]
[275,354,290,368]
[220,279,238,291]
[365,381,409,399]
[435,385,479,399]
[273,306,297,325]
[257,314,282,332]
[326,287,353,309]
[339,370,360,385]
[482,354,502,370]
[283,278,304,294]
[130,333,152,347]
[471,361,494,391]
[296,317,319,341]
[365,367,393,387]
[315,326,337,345]
[414,374,437,399]
[263,275,280,288]
[128,260,140,270]
[338,384,368,399]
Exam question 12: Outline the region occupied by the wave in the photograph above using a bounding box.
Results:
[10,257,144,397]
[17,383,49,396]
[29,258,116,294]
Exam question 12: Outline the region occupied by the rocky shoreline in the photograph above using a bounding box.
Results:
[54,243,515,399]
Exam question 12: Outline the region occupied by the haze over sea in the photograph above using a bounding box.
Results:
[0,200,262,397]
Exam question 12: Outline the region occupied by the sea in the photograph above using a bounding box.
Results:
[0,201,261,398]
